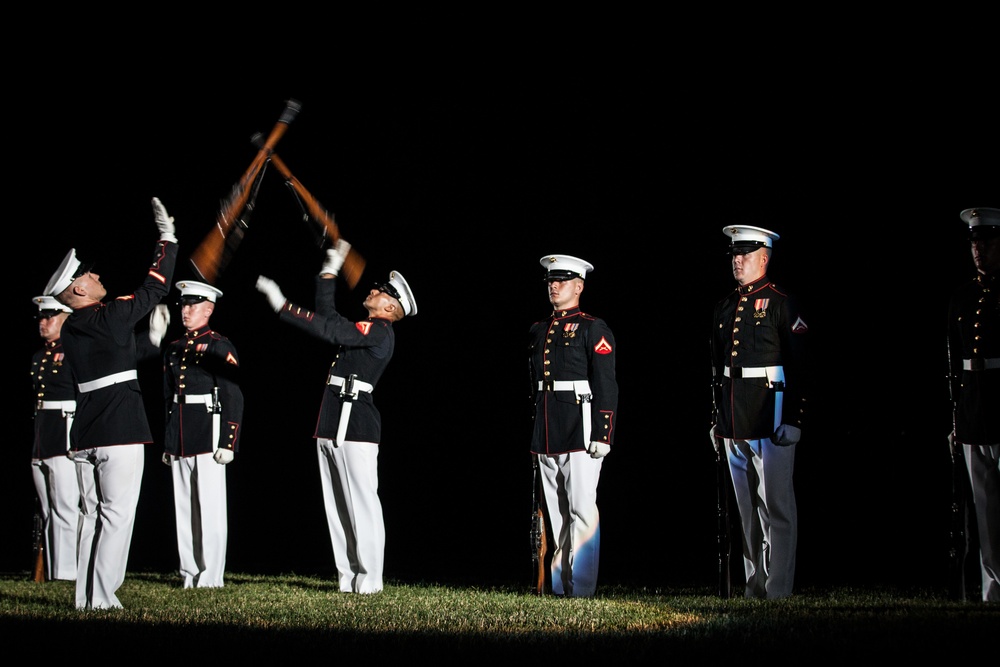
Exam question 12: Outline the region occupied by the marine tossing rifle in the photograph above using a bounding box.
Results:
[188,98,365,288]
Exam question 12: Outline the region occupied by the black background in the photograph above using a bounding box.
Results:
[8,36,997,593]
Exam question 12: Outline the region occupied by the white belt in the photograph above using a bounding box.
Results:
[174,393,214,405]
[963,358,1000,371]
[77,369,138,393]
[36,399,77,413]
[328,374,374,394]
[724,365,785,382]
[328,375,374,446]
[537,379,593,446]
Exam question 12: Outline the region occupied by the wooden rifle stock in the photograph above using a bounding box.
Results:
[189,99,302,284]
[250,146,366,289]
[32,502,44,583]
[530,454,548,595]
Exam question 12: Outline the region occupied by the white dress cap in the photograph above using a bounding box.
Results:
[539,254,595,281]
[387,271,417,316]
[960,207,1000,240]
[176,280,224,303]
[32,295,72,314]
[44,248,82,296]
[723,225,780,253]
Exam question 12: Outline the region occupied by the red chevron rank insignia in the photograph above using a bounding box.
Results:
[226,352,238,365]
[594,336,612,355]
[356,321,372,335]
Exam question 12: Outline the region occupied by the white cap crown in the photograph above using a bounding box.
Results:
[539,254,594,281]
[723,225,780,253]
[44,249,82,296]
[960,207,1000,240]
[32,295,72,314]
[387,271,417,316]
[176,280,223,303]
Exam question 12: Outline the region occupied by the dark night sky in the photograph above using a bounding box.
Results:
[8,40,997,592]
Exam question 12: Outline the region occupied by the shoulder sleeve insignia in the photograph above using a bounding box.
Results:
[791,316,809,333]
[594,336,613,355]
[356,321,372,335]
[225,351,238,366]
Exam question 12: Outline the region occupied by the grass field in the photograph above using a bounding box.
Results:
[1,570,994,661]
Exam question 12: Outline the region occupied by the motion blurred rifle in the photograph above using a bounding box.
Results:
[530,453,548,595]
[946,337,969,601]
[189,99,302,284]
[32,497,44,583]
[248,140,365,289]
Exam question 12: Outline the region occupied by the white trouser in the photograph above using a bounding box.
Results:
[964,443,1000,602]
[31,455,81,581]
[170,452,229,588]
[317,438,384,594]
[725,437,797,599]
[538,451,603,598]
[72,444,144,610]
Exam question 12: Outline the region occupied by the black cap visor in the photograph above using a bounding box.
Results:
[544,270,582,282]
[729,242,767,256]
[969,226,1000,242]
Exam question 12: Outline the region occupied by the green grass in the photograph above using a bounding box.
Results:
[1,571,995,661]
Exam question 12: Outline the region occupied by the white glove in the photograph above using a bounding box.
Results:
[214,449,234,465]
[151,197,177,244]
[587,441,611,459]
[148,304,170,347]
[320,239,351,277]
[709,424,719,453]
[255,275,286,312]
[772,424,801,447]
[947,431,957,456]
[162,452,172,466]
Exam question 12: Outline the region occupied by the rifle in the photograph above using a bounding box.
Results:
[715,439,732,599]
[530,453,548,595]
[189,99,302,284]
[710,340,732,598]
[946,336,969,601]
[32,497,44,583]
[247,140,366,289]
